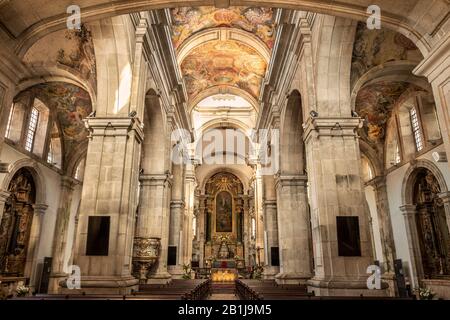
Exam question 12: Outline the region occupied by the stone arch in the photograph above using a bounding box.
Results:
[359,139,383,178]
[141,89,169,174]
[188,86,259,114]
[402,159,448,205]
[351,61,430,111]
[15,73,97,111]
[279,90,305,174]
[199,167,250,194]
[13,0,442,59]
[177,27,270,65]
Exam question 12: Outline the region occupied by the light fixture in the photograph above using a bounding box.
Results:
[310,110,319,118]
[129,110,137,118]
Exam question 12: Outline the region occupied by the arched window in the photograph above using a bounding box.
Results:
[360,155,374,182]
[5,100,27,143]
[75,158,86,182]
[25,98,50,156]
[409,106,424,152]
[24,107,39,152]
[385,117,401,168]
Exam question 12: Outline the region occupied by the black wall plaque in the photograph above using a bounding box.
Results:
[168,246,177,266]
[394,259,408,297]
[37,257,52,294]
[271,247,280,266]
[86,216,110,256]
[336,216,361,256]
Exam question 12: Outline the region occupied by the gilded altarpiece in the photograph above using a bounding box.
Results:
[203,173,246,269]
[0,169,36,277]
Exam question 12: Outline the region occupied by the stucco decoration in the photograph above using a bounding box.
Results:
[171,6,275,49]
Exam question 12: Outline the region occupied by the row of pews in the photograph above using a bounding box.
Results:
[12,279,211,300]
[236,279,310,300]
[236,279,416,300]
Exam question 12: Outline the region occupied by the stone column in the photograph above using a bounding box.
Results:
[400,204,423,288]
[183,168,196,266]
[48,176,79,293]
[254,171,265,265]
[262,199,279,278]
[414,37,450,167]
[0,189,11,223]
[438,192,450,235]
[197,194,206,268]
[274,174,312,284]
[168,162,185,277]
[137,173,172,284]
[72,117,143,294]
[304,118,376,296]
[25,204,48,291]
[367,176,398,295]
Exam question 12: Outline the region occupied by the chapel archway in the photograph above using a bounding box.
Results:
[0,168,36,277]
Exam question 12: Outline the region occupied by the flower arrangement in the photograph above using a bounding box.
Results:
[16,284,30,297]
[416,287,436,300]
[182,264,192,280]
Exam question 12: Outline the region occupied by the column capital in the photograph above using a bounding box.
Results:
[366,176,387,189]
[399,204,417,217]
[0,189,11,202]
[275,174,308,188]
[33,203,49,215]
[262,199,277,209]
[438,191,450,203]
[303,117,363,141]
[170,200,185,209]
[140,173,172,188]
[84,116,144,141]
[61,175,79,190]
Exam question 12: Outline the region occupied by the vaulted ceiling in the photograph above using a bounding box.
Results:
[170,6,276,106]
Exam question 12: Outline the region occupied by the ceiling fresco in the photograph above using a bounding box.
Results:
[170,6,276,50]
[180,40,267,100]
[29,82,92,161]
[351,22,423,87]
[355,81,425,144]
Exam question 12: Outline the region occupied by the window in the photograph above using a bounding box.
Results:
[251,217,256,239]
[410,107,424,151]
[395,143,401,164]
[47,140,54,164]
[25,107,39,152]
[5,104,14,138]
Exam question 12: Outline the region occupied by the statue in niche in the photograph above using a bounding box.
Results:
[216,191,232,233]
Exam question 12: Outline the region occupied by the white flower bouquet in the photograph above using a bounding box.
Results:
[16,284,30,297]
[416,287,436,300]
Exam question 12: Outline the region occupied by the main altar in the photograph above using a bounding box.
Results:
[205,235,244,282]
[193,172,253,282]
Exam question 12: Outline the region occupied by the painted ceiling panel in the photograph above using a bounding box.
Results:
[355,81,424,144]
[171,6,276,50]
[180,39,267,100]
